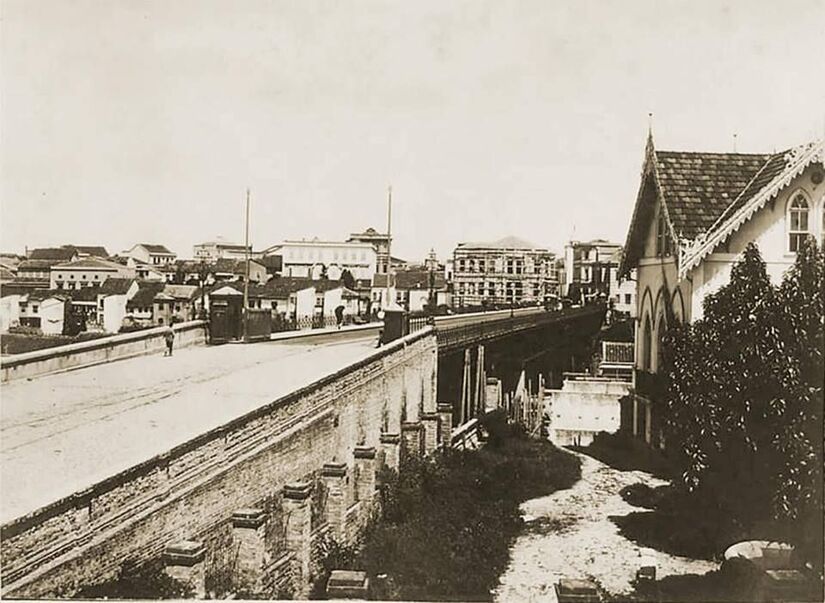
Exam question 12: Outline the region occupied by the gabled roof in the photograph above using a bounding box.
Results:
[99,277,136,295]
[163,284,198,300]
[69,245,109,257]
[65,287,100,303]
[137,244,175,255]
[127,281,166,308]
[0,266,15,280]
[621,134,824,277]
[373,270,446,290]
[655,150,773,240]
[18,259,63,270]
[213,258,264,274]
[53,257,126,271]
[28,248,76,261]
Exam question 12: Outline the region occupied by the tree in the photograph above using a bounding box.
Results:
[663,241,823,564]
[341,268,356,290]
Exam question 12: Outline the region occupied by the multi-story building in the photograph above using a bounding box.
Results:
[451,236,558,307]
[193,239,255,262]
[621,135,824,445]
[348,228,391,275]
[50,258,136,290]
[262,239,377,281]
[562,239,623,302]
[123,243,177,266]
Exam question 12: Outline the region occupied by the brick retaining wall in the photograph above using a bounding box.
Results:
[0,329,439,598]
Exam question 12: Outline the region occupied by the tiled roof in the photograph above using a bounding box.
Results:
[18,259,62,270]
[139,244,175,255]
[374,271,446,290]
[65,287,100,302]
[214,258,264,274]
[655,151,773,240]
[100,277,136,295]
[127,282,166,308]
[0,266,15,280]
[458,236,545,250]
[53,258,126,270]
[69,245,109,257]
[28,248,76,260]
[163,284,198,300]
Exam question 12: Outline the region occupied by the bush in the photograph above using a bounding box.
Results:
[326,427,582,600]
[73,559,193,599]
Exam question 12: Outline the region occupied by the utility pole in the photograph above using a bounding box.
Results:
[385,185,392,309]
[243,188,250,342]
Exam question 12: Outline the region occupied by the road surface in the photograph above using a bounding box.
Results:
[0,331,377,524]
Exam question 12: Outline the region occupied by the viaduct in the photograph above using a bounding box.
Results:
[0,305,604,598]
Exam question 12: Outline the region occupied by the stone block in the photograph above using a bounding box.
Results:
[283,482,312,598]
[326,569,369,599]
[353,446,376,502]
[437,403,454,446]
[400,422,423,459]
[231,508,267,592]
[420,413,439,454]
[379,433,400,471]
[164,540,206,598]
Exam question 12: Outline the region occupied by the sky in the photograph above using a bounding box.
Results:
[2,0,824,263]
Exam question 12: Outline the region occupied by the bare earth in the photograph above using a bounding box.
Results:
[496,451,716,602]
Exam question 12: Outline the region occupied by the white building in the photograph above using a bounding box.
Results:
[193,239,254,262]
[123,243,177,266]
[621,136,825,444]
[544,377,630,446]
[263,239,377,281]
[50,258,136,290]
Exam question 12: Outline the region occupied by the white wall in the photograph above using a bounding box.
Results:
[323,288,343,316]
[0,295,21,333]
[39,298,65,335]
[544,378,628,446]
[295,287,316,319]
[103,295,129,333]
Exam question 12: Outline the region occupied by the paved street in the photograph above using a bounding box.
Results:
[0,332,377,524]
[495,452,716,602]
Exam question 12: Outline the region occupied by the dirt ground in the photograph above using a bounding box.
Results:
[495,451,717,602]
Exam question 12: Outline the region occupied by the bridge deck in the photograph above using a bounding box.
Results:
[0,332,377,524]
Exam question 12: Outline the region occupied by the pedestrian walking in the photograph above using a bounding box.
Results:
[334,305,345,330]
[163,325,175,356]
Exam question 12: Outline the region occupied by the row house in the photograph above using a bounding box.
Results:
[50,258,136,290]
[620,135,825,445]
[452,236,558,307]
[372,269,449,313]
[262,239,378,281]
[562,239,622,300]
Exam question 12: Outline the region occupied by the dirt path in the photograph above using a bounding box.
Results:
[495,451,716,602]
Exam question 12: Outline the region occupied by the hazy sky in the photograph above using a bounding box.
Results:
[2,0,824,262]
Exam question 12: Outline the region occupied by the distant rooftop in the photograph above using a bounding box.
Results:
[457,236,548,251]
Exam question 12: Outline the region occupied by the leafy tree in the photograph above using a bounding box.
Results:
[663,240,823,565]
[340,268,356,290]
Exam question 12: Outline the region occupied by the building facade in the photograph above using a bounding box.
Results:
[123,244,177,266]
[562,239,623,302]
[621,136,825,445]
[263,239,377,281]
[50,258,136,290]
[193,240,254,262]
[451,236,558,307]
[348,228,391,275]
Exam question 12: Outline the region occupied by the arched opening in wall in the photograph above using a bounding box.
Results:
[642,315,652,371]
[671,288,685,324]
[787,191,811,253]
[655,313,667,373]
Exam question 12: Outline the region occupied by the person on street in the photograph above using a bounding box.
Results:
[163,325,175,356]
[334,305,345,330]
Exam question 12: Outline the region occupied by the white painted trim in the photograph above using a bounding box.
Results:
[679,141,824,278]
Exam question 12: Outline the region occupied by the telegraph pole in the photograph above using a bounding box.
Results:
[385,185,392,309]
[243,188,250,342]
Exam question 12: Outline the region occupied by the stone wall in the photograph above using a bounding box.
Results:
[0,320,208,382]
[0,329,439,598]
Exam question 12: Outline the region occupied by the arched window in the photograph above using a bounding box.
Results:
[788,194,810,252]
[642,317,652,370]
[656,315,667,372]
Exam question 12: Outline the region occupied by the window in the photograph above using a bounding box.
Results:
[580,266,592,282]
[642,317,652,370]
[32,304,39,313]
[656,211,672,256]
[625,293,632,305]
[788,194,810,252]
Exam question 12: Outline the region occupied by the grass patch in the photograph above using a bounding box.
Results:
[314,411,582,600]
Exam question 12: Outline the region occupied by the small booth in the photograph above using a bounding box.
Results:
[380,302,408,345]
